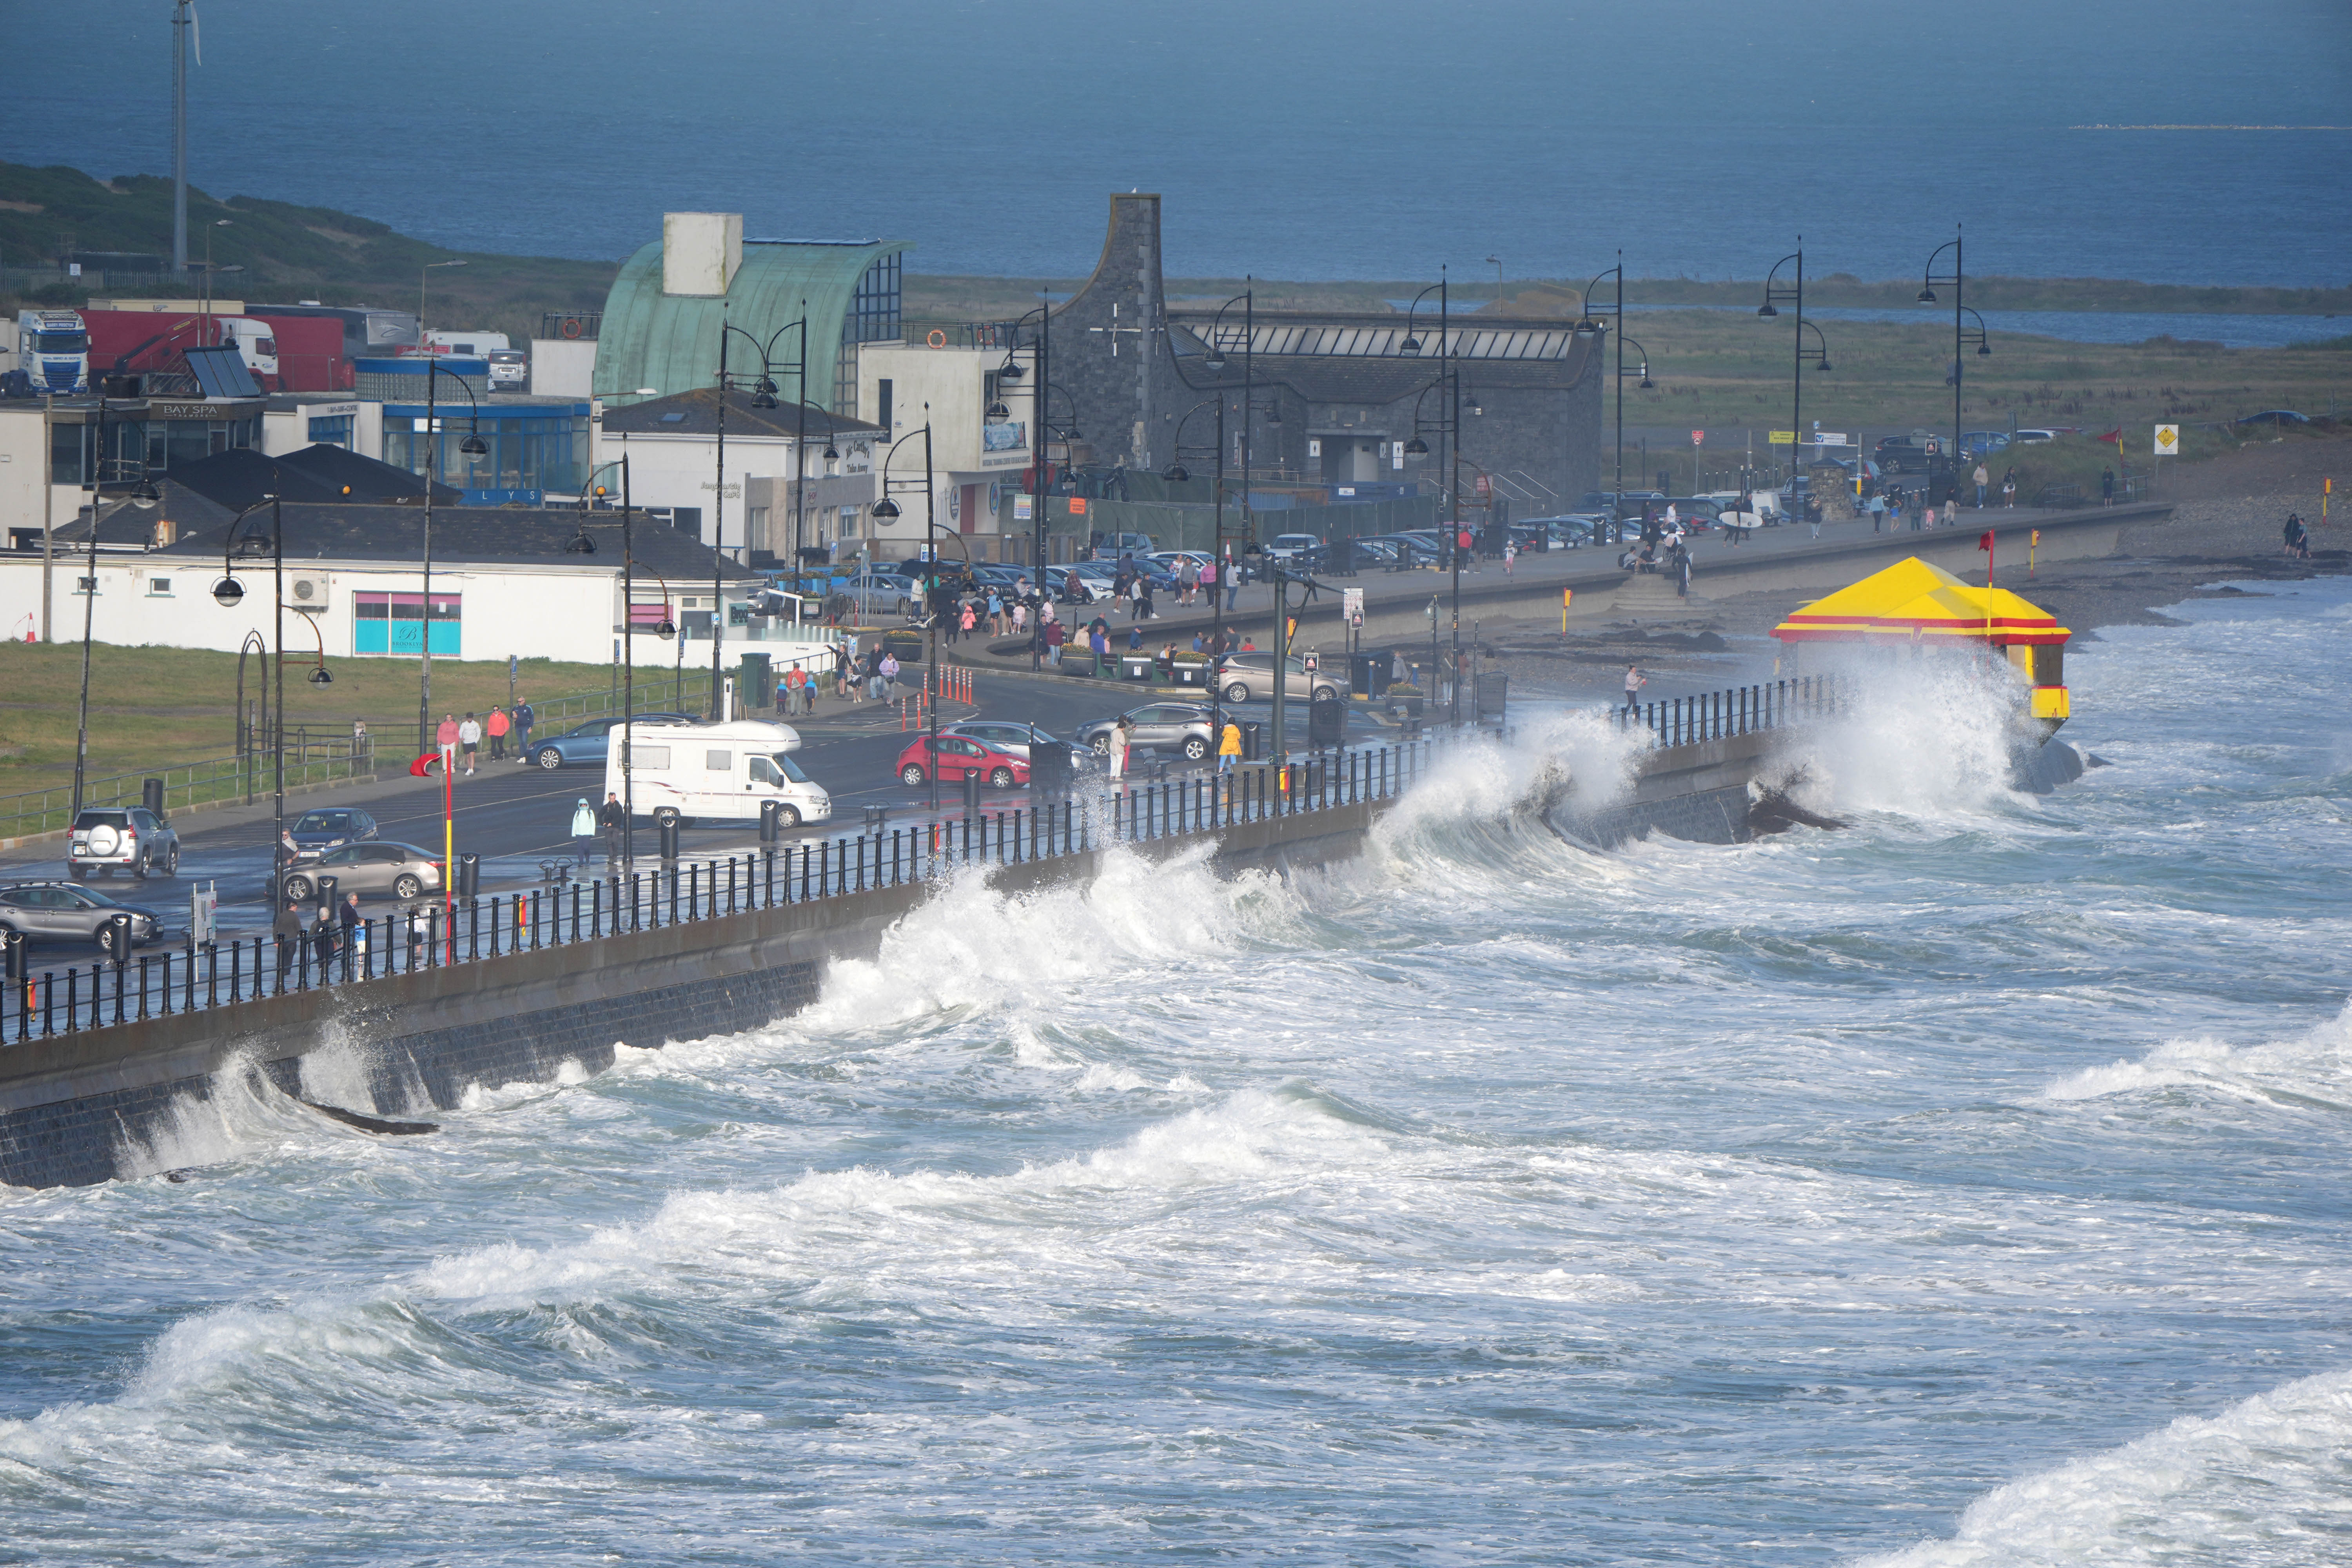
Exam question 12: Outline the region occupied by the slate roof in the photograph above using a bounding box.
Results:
[136,502,761,581]
[600,387,889,442]
[156,444,460,514]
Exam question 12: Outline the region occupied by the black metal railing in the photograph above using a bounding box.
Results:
[1612,674,1851,747]
[0,737,1445,1046]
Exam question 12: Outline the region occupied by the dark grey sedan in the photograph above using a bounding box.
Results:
[0,882,165,947]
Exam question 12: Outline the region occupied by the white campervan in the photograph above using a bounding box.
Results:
[606,720,831,829]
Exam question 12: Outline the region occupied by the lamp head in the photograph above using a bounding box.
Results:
[1263,403,1281,425]
[307,665,333,687]
[1162,461,1189,483]
[1466,396,1483,417]
[657,619,675,641]
[459,432,488,457]
[131,479,160,508]
[1815,356,1833,373]
[1917,287,1938,304]
[872,496,902,521]
[1404,435,1429,457]
[212,576,244,607]
[986,400,1009,420]
[995,358,1024,382]
[755,375,778,396]
[1203,350,1227,372]
[822,441,839,461]
[1976,342,1991,357]
[1756,303,1778,318]
[1399,335,1423,355]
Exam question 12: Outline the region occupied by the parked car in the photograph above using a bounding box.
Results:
[896,733,1029,788]
[1363,532,1440,566]
[66,806,179,880]
[2011,428,2058,445]
[1057,563,1120,602]
[835,571,920,618]
[281,842,445,904]
[1074,702,1217,762]
[1959,430,2011,456]
[2236,409,2311,426]
[526,712,699,770]
[1091,531,1158,559]
[0,882,166,947]
[1265,533,1323,562]
[1216,652,1343,706]
[287,807,379,862]
[940,721,1067,761]
[615,719,830,829]
[1149,551,1213,574]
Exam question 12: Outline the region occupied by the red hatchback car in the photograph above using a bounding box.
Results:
[897,733,1029,788]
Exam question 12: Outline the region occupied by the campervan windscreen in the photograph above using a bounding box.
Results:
[771,752,809,783]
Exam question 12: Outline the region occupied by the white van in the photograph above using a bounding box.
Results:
[606,720,831,829]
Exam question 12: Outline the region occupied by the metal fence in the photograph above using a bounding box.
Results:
[0,746,376,843]
[1614,674,1852,747]
[0,737,1445,1044]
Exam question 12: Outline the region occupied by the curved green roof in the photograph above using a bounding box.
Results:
[593,237,907,410]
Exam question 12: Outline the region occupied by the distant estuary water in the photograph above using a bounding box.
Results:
[4,577,2352,1564]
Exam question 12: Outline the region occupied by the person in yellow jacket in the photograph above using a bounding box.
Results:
[1217,719,1242,772]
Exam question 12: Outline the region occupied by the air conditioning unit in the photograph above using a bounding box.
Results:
[287,573,331,612]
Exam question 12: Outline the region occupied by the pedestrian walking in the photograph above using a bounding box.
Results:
[1973,462,1989,508]
[1201,557,1218,606]
[457,713,482,774]
[1675,546,1691,600]
[986,590,1005,637]
[1924,504,1938,531]
[512,698,534,758]
[1225,559,1243,612]
[1045,617,1066,666]
[1503,541,1517,577]
[880,650,901,702]
[339,893,365,967]
[1218,718,1241,771]
[834,641,853,701]
[2101,468,2116,507]
[2001,468,2017,508]
[2284,512,2312,559]
[1139,575,1156,621]
[1623,662,1646,712]
[1457,524,1477,572]
[597,791,628,866]
[312,904,341,982]
[274,899,306,989]
[570,796,595,847]
[486,705,510,761]
[351,718,371,769]
[1107,716,1133,782]
[866,644,887,702]
[1011,599,1027,637]
[436,712,459,766]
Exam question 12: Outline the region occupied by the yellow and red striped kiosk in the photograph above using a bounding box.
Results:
[1770,557,2072,731]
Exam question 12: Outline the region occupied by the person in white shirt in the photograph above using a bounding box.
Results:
[456,713,483,775]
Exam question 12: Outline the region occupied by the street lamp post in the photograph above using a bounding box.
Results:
[1759,243,1805,486]
[419,258,465,345]
[873,418,956,809]
[1580,254,1627,539]
[582,456,643,860]
[211,487,290,893]
[1920,231,1991,496]
[69,389,161,818]
[715,312,813,718]
[414,361,489,755]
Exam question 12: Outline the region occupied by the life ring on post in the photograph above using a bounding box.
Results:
[560,318,583,339]
[926,329,946,348]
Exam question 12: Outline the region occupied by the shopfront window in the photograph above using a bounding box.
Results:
[353,590,461,656]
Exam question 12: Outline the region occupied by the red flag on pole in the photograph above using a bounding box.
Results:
[1977,531,1994,552]
[410,753,445,777]
[2098,428,2122,445]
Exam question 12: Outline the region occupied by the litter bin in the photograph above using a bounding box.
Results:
[658,816,681,862]
[1349,651,1392,700]
[314,874,339,909]
[760,800,784,844]
[143,777,165,815]
[961,768,983,818]
[456,853,481,899]
[1239,720,1263,762]
[1120,653,1154,682]
[737,652,773,712]
[1475,671,1510,724]
[1308,695,1345,746]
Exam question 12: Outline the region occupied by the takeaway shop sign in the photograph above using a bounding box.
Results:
[148,401,259,420]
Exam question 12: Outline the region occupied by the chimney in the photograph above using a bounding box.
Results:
[152,516,177,548]
[662,213,744,297]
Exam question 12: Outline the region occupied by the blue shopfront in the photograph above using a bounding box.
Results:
[359,357,588,506]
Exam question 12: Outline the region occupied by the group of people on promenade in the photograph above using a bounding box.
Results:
[434,701,538,774]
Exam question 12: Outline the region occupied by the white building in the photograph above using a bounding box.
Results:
[855,343,1040,559]
[0,494,838,670]
[595,388,884,567]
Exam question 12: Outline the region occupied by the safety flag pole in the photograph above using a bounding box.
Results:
[1978,529,1996,649]
[410,751,456,962]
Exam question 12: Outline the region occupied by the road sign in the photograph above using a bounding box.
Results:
[1013,495,1033,521]
[1690,429,1704,446]
[1811,431,1850,447]
[1767,430,1796,445]
[1343,588,1364,627]
[2154,424,2179,456]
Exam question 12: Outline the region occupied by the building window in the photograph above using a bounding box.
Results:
[876,379,893,436]
[353,591,461,657]
[307,415,354,448]
[846,252,901,345]
[147,578,173,596]
[747,505,770,553]
[73,576,96,595]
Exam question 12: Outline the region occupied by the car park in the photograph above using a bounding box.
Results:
[835,571,920,618]
[287,808,379,861]
[281,843,444,904]
[1074,703,1217,762]
[0,882,166,947]
[896,733,1029,788]
[1216,652,1343,705]
[66,806,178,880]
[1088,531,1158,559]
[528,712,699,769]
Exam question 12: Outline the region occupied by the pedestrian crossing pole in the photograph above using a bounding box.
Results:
[1561,587,1572,636]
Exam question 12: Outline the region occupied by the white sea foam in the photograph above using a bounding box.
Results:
[1779,654,2042,822]
[1858,1367,2352,1567]
[2044,1000,2352,1109]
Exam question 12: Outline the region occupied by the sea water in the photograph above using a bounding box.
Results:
[3,578,2350,1565]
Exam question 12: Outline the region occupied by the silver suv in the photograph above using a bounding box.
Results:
[283,842,445,904]
[67,806,180,880]
[1215,653,1342,706]
[0,882,164,947]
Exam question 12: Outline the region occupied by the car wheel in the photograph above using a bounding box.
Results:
[1314,686,1339,703]
[392,874,424,901]
[989,766,1016,788]
[535,747,564,769]
[1182,736,1209,761]
[653,807,681,828]
[775,805,800,829]
[284,875,315,902]
[900,763,927,786]
[67,866,85,882]
[163,844,180,876]
[1091,736,1112,756]
[1224,682,1251,704]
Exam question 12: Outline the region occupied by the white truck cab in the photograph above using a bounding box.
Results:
[606,719,831,829]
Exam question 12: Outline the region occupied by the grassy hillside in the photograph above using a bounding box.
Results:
[0,162,615,350]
